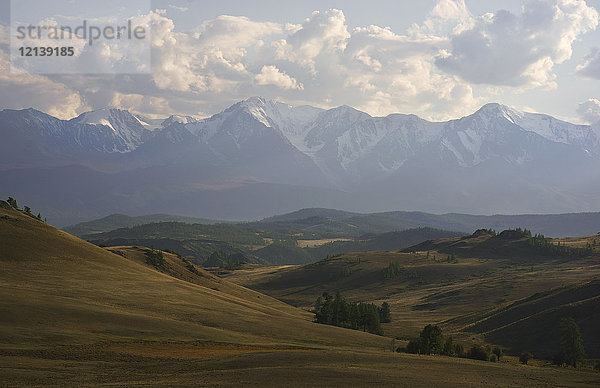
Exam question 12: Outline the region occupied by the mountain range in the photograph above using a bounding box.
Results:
[1,97,599,225]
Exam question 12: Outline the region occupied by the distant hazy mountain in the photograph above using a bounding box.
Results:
[255,208,600,238]
[70,207,600,238]
[1,97,599,225]
[64,213,219,237]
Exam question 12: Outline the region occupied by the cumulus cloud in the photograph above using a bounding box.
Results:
[436,0,599,88]
[273,9,350,74]
[415,0,473,36]
[2,2,598,121]
[255,65,303,90]
[0,69,87,119]
[577,98,600,123]
[0,25,86,118]
[576,47,600,79]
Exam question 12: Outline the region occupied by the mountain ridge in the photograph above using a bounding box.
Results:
[2,97,599,224]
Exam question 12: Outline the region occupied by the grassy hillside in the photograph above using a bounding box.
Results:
[223,230,600,356]
[96,236,266,265]
[2,204,600,385]
[86,220,462,266]
[0,204,390,348]
[450,280,600,358]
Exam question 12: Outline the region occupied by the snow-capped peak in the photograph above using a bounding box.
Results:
[161,114,198,128]
[69,108,148,152]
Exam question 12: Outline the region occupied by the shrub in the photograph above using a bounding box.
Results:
[552,352,566,367]
[145,249,166,268]
[492,346,503,360]
[467,345,489,361]
[406,339,421,354]
[441,336,454,356]
[454,343,465,358]
[7,197,18,209]
[519,352,533,365]
[490,354,497,362]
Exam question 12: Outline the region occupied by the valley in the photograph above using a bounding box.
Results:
[220,230,600,352]
[4,1,600,386]
[2,201,600,386]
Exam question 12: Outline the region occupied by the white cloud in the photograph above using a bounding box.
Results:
[273,9,350,74]
[416,0,474,36]
[2,2,597,122]
[0,65,87,119]
[168,5,188,12]
[577,98,600,123]
[576,47,600,79]
[255,65,303,90]
[0,24,86,118]
[435,0,599,88]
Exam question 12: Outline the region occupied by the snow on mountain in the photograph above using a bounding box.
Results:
[2,97,599,177]
[69,108,149,152]
[161,114,198,128]
[186,96,322,148]
[3,99,600,221]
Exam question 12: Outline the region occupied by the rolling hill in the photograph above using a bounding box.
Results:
[0,202,389,349]
[222,229,600,357]
[84,220,463,266]
[63,213,219,236]
[70,207,600,238]
[256,208,600,238]
[2,202,600,385]
[449,280,600,359]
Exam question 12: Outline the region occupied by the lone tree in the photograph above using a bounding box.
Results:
[559,317,585,367]
[7,197,18,210]
[519,352,533,365]
[492,346,503,361]
[379,302,391,323]
[419,324,443,355]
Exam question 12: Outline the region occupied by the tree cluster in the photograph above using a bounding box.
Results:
[528,234,592,257]
[405,324,464,357]
[144,249,166,268]
[403,325,508,363]
[383,261,403,279]
[6,196,45,222]
[314,292,390,335]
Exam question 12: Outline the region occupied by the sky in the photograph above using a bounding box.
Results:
[1,0,600,124]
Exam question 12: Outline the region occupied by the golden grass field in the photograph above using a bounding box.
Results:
[1,206,600,386]
[221,233,600,343]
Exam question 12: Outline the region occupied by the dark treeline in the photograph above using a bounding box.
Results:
[498,228,592,257]
[314,291,391,335]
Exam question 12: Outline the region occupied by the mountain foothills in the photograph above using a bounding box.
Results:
[1,97,600,225]
[66,207,600,266]
[2,201,600,386]
[222,228,600,360]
